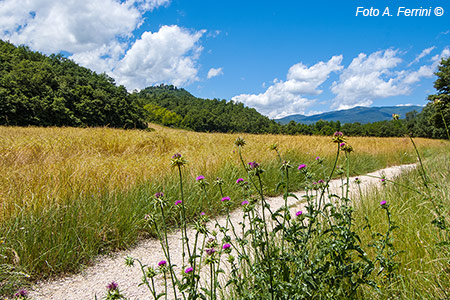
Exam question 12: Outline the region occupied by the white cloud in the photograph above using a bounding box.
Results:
[408,46,435,66]
[0,0,208,90]
[112,25,205,89]
[0,0,169,53]
[207,67,223,79]
[232,56,343,118]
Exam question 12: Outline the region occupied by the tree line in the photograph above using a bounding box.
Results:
[1,39,449,139]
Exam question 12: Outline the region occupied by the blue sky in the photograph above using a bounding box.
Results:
[1,0,449,118]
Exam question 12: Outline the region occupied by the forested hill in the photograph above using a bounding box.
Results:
[133,85,278,133]
[0,40,146,128]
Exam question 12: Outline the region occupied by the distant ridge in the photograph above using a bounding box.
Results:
[275,106,424,124]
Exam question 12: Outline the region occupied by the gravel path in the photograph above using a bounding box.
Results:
[30,163,416,300]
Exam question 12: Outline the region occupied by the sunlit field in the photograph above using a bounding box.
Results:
[0,124,447,295]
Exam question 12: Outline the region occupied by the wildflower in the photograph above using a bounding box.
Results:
[158,260,167,267]
[298,164,306,170]
[14,289,28,298]
[154,192,164,199]
[185,267,194,273]
[196,175,205,181]
[200,212,206,216]
[205,248,216,255]
[248,161,260,169]
[241,200,249,206]
[332,131,345,143]
[174,200,182,206]
[234,137,246,147]
[221,196,231,202]
[340,142,346,147]
[296,211,303,217]
[107,281,118,291]
[213,177,223,186]
[318,179,324,184]
[236,178,244,184]
[315,156,320,160]
[380,200,387,206]
[223,243,231,250]
[171,153,187,168]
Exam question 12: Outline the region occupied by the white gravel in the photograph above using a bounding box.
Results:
[29,163,416,300]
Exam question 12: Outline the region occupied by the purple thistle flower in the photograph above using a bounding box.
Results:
[340,142,346,147]
[221,196,230,202]
[241,200,249,206]
[172,153,181,159]
[318,179,324,184]
[223,243,231,250]
[14,289,28,297]
[296,211,303,217]
[315,156,320,160]
[236,178,244,184]
[155,192,164,199]
[185,267,194,273]
[174,200,182,206]
[200,212,206,216]
[248,161,260,169]
[107,281,118,291]
[205,248,216,255]
[334,131,343,137]
[158,260,167,267]
[196,175,205,181]
[298,164,306,170]
[380,200,387,206]
[381,178,385,182]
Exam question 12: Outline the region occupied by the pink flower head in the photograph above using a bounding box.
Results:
[200,212,206,216]
[340,142,346,147]
[318,179,324,184]
[296,211,303,217]
[205,248,216,255]
[241,200,249,206]
[236,178,244,184]
[221,196,231,202]
[158,260,167,267]
[380,200,387,206]
[315,156,320,160]
[196,175,205,181]
[107,281,118,291]
[155,192,164,199]
[223,243,231,250]
[298,164,306,170]
[185,267,194,273]
[174,200,182,206]
[172,153,181,159]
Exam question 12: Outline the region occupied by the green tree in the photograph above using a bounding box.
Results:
[428,57,450,138]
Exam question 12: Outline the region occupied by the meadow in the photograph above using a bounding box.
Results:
[0,124,447,297]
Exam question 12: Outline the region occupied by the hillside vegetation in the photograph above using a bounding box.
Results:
[0,40,146,128]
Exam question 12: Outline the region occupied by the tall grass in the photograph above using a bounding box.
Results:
[0,125,446,295]
[355,147,450,299]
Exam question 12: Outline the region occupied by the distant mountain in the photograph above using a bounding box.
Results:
[276,106,424,125]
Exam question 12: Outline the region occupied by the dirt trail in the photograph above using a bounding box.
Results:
[30,164,416,300]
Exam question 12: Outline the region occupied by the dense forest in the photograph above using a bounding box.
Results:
[1,39,449,138]
[0,40,146,128]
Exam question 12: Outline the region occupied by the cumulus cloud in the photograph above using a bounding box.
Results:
[113,25,205,89]
[0,0,169,53]
[207,67,223,79]
[330,48,449,110]
[232,56,343,118]
[0,0,206,90]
